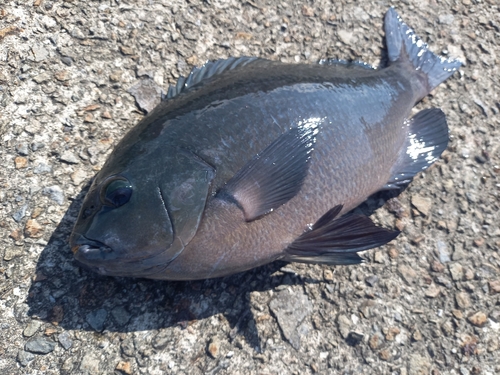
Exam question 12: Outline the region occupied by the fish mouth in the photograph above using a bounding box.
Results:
[71,236,172,278]
[72,237,118,262]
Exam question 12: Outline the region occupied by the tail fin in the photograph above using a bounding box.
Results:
[384,8,462,93]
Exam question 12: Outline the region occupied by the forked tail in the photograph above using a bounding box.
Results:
[384,8,462,96]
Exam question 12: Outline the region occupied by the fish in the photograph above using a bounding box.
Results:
[69,8,461,280]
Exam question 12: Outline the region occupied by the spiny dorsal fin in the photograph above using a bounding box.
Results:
[162,57,260,101]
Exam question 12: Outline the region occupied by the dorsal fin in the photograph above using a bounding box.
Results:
[162,57,260,101]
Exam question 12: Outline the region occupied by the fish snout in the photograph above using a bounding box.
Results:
[71,237,117,262]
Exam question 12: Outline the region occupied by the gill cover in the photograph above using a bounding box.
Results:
[155,150,216,265]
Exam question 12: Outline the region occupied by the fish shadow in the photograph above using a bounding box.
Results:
[27,183,402,349]
[26,184,319,350]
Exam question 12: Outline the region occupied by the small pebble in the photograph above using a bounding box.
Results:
[365,275,378,287]
[54,67,69,80]
[207,337,220,358]
[412,330,423,341]
[336,315,352,339]
[24,219,43,238]
[468,312,488,327]
[15,143,29,156]
[58,331,73,350]
[71,169,87,186]
[452,243,466,261]
[379,349,391,361]
[128,79,162,113]
[489,280,500,294]
[9,228,22,241]
[60,56,73,66]
[456,292,471,309]
[323,269,334,281]
[31,142,45,151]
[84,113,95,123]
[449,263,464,281]
[437,220,447,230]
[17,350,35,367]
[12,204,28,222]
[346,332,363,347]
[25,336,56,354]
[152,331,172,351]
[23,320,42,337]
[337,30,355,45]
[473,238,485,247]
[383,327,400,341]
[86,309,107,332]
[42,185,64,205]
[374,251,385,263]
[430,260,445,273]
[411,194,432,216]
[437,241,451,263]
[60,151,80,164]
[101,110,112,119]
[4,246,24,261]
[115,361,132,375]
[111,306,131,327]
[32,44,49,62]
[369,334,381,349]
[398,264,416,284]
[270,288,313,349]
[79,353,100,373]
[425,284,441,298]
[464,268,474,280]
[34,163,52,174]
[120,46,134,55]
[15,156,28,169]
[386,248,399,260]
[33,72,51,84]
[301,5,314,17]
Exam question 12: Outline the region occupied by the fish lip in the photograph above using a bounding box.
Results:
[71,236,173,278]
[72,238,117,262]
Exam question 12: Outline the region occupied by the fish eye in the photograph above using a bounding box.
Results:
[100,177,133,208]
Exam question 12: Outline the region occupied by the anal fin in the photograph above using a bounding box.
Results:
[385,108,448,189]
[284,205,400,265]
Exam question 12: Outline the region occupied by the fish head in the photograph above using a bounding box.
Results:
[70,149,215,278]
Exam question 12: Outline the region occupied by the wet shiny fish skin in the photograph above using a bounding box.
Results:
[70,8,460,280]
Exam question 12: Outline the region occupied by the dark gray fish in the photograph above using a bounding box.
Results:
[70,9,461,280]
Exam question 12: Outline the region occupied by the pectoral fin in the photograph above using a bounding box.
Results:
[284,205,400,265]
[218,126,317,221]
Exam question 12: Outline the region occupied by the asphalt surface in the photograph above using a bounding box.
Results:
[1,0,499,374]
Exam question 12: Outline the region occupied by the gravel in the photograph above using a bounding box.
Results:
[1,1,499,374]
[24,336,56,354]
